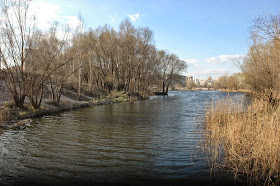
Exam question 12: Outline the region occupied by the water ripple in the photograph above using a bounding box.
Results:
[0,90,247,185]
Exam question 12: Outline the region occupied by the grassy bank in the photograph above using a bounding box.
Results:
[205,98,280,185]
[0,90,145,129]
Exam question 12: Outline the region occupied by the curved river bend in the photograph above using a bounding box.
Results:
[0,91,247,185]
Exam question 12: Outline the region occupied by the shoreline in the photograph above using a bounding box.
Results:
[172,87,251,93]
[218,88,251,93]
[0,92,134,130]
[0,89,251,130]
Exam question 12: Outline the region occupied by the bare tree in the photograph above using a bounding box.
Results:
[157,50,187,95]
[0,0,36,107]
[52,18,186,99]
[252,14,280,41]
[241,13,280,105]
[242,40,280,105]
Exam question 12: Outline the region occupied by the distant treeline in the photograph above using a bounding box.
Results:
[213,73,247,90]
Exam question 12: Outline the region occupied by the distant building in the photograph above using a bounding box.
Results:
[194,79,200,86]
[185,76,216,88]
[186,75,193,82]
[185,75,193,87]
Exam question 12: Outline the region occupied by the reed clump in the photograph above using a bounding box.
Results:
[0,106,10,124]
[205,98,280,185]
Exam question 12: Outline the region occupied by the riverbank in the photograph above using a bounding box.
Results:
[173,86,251,93]
[0,84,250,130]
[218,88,251,93]
[173,87,216,91]
[0,87,140,129]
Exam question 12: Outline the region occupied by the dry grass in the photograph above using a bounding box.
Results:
[0,106,10,124]
[205,98,280,185]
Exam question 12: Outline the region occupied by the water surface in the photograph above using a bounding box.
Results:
[0,90,247,185]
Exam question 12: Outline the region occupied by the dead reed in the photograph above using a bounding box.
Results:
[0,106,10,124]
[205,98,280,185]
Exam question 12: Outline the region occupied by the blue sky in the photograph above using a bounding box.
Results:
[33,0,280,80]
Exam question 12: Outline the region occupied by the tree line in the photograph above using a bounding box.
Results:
[0,0,187,108]
[213,73,247,90]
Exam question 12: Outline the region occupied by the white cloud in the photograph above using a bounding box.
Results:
[29,1,82,32]
[108,16,115,23]
[62,16,83,31]
[30,1,61,30]
[185,68,231,80]
[206,54,245,64]
[184,56,242,80]
[0,1,59,32]
[128,13,140,22]
[194,68,228,77]
[185,59,198,64]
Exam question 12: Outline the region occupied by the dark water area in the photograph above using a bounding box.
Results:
[0,91,249,185]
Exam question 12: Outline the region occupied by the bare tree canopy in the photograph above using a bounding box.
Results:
[251,14,280,41]
[0,0,35,107]
[0,0,187,107]
[0,0,78,107]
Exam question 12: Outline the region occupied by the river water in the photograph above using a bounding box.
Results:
[0,91,248,185]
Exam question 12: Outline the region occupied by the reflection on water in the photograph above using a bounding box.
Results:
[0,91,248,185]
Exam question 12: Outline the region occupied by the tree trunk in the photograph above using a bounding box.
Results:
[88,60,92,93]
[14,95,25,108]
[78,67,81,100]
